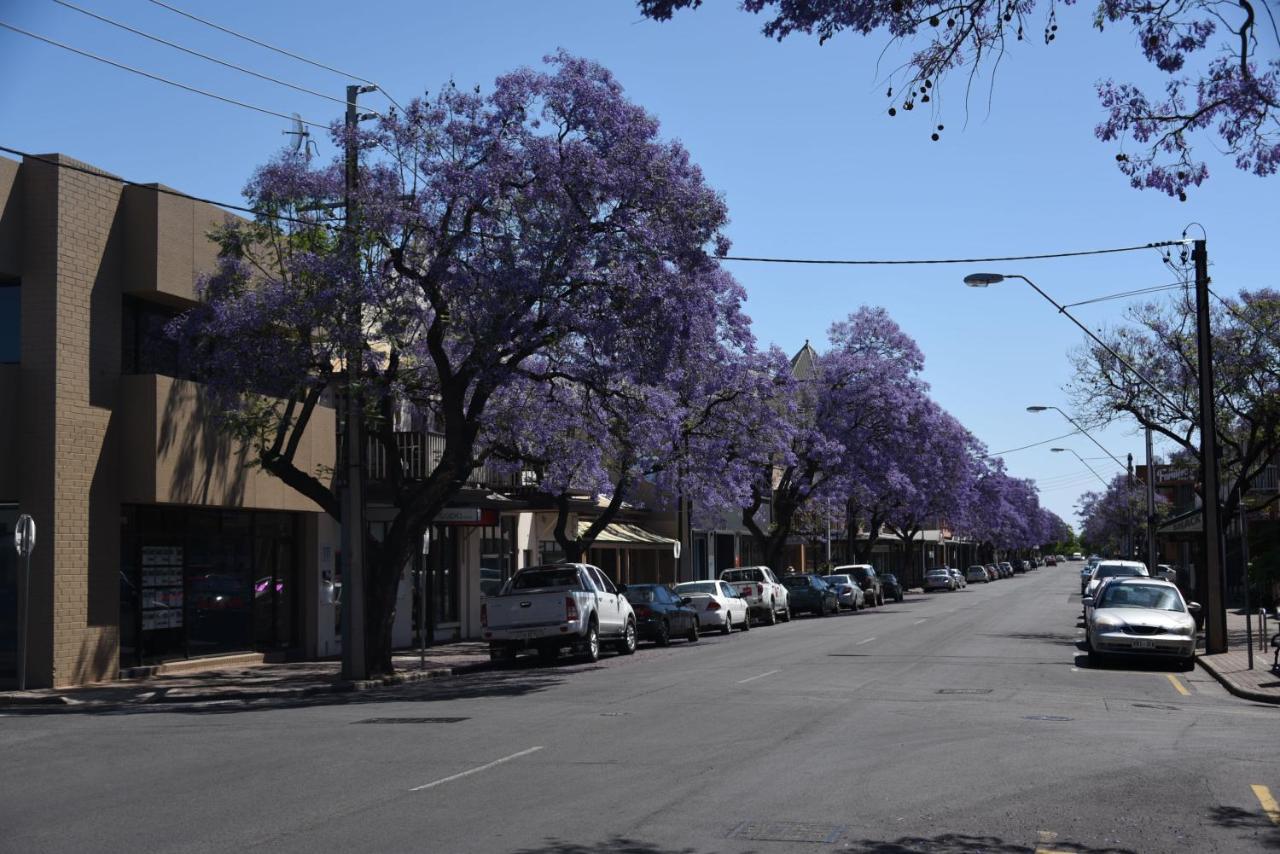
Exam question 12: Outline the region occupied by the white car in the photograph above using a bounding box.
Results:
[720,566,790,624]
[820,574,867,611]
[1084,578,1198,669]
[924,569,955,592]
[1084,560,1149,607]
[673,580,751,634]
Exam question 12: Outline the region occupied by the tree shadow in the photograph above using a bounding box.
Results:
[510,838,705,854]
[983,631,1081,646]
[1205,805,1280,849]
[841,833,1139,853]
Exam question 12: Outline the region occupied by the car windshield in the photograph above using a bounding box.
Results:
[780,576,812,589]
[675,582,718,595]
[851,568,873,579]
[1099,584,1185,612]
[822,575,852,585]
[510,568,582,590]
[1096,565,1148,580]
[722,569,763,583]
[623,586,658,604]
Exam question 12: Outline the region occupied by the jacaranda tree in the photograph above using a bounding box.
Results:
[638,0,1279,200]
[173,52,738,677]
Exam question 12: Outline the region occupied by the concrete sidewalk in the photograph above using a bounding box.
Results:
[1197,608,1280,704]
[0,642,494,710]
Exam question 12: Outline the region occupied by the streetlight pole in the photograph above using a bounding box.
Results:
[1145,420,1157,573]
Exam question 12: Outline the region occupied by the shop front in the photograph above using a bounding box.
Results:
[119,505,303,667]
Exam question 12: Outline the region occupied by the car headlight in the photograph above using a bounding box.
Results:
[1167,623,1194,636]
[1094,617,1126,631]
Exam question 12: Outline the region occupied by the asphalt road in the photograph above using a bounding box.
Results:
[3,565,1278,853]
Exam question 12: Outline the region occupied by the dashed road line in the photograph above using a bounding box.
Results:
[1166,673,1191,696]
[410,746,543,792]
[737,669,779,684]
[855,637,876,645]
[913,619,928,625]
[1253,784,1280,826]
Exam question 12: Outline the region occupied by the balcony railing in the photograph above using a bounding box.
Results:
[362,430,527,488]
[1249,463,1278,493]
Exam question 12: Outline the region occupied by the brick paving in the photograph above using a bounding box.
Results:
[1197,608,1280,704]
[0,641,493,709]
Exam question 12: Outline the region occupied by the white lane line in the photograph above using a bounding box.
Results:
[855,637,876,645]
[737,669,780,684]
[410,746,543,792]
[913,619,928,625]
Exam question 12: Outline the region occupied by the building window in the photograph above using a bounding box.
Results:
[122,295,183,377]
[0,279,18,364]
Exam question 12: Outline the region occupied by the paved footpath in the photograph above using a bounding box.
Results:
[1197,608,1280,704]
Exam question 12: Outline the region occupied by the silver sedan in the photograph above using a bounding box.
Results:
[1084,578,1199,669]
[820,574,867,611]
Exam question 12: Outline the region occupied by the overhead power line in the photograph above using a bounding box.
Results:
[1061,281,1189,309]
[51,0,378,115]
[147,0,405,113]
[0,19,330,128]
[720,241,1187,267]
[988,429,1082,457]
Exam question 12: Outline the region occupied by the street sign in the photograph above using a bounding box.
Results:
[14,513,34,557]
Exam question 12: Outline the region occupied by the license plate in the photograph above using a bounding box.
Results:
[1131,639,1155,649]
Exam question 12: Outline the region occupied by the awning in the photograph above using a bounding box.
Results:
[577,521,679,550]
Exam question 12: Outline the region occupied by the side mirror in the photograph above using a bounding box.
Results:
[1186,602,1201,612]
[1082,596,1094,607]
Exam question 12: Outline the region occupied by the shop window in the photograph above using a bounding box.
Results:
[0,280,17,364]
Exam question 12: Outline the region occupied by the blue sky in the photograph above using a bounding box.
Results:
[2,1,1274,526]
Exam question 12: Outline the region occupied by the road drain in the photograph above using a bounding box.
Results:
[728,821,846,844]
[936,688,993,695]
[353,717,469,724]
[1024,715,1073,721]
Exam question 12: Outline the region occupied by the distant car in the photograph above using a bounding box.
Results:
[623,584,701,645]
[1045,556,1057,566]
[780,574,839,617]
[966,565,990,584]
[832,564,885,607]
[948,568,967,589]
[1084,560,1150,605]
[673,580,751,634]
[1070,552,1084,561]
[924,569,955,592]
[879,572,905,602]
[1084,578,1199,669]
[1014,560,1029,574]
[821,574,867,611]
[998,562,1014,578]
[984,564,1000,581]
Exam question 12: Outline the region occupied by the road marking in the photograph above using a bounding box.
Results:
[1253,784,1280,826]
[913,619,927,625]
[1166,673,1191,696]
[737,669,780,684]
[410,746,543,792]
[855,637,876,645]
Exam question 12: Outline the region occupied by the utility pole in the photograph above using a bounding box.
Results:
[1126,453,1135,560]
[340,84,377,681]
[1193,239,1227,654]
[1145,420,1157,574]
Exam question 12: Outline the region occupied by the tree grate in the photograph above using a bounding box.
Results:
[353,717,469,724]
[728,821,847,844]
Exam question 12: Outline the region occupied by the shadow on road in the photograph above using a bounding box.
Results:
[1071,651,1190,673]
[510,838,703,854]
[983,631,1081,646]
[1206,805,1280,849]
[841,833,1139,853]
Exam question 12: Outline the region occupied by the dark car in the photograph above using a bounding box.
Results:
[623,584,700,645]
[832,564,884,607]
[779,574,839,617]
[879,572,905,602]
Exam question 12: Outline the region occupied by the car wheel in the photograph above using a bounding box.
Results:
[740,611,750,632]
[721,615,732,635]
[656,619,671,646]
[877,592,885,607]
[766,604,777,626]
[617,619,637,655]
[897,592,904,603]
[581,622,601,663]
[781,606,792,622]
[489,643,516,663]
[1180,655,1195,672]
[687,619,700,643]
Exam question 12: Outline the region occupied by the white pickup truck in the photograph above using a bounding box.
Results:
[720,566,790,625]
[481,563,637,663]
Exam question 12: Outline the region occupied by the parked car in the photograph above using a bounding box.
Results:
[879,572,905,602]
[1045,555,1057,566]
[924,569,956,592]
[948,568,967,588]
[966,565,990,584]
[998,562,1014,578]
[1084,560,1150,605]
[1084,577,1199,669]
[623,584,702,645]
[984,564,1000,581]
[832,564,885,607]
[780,574,839,617]
[1070,552,1084,561]
[821,574,867,611]
[673,580,751,634]
[483,563,636,663]
[721,566,790,625]
[1013,560,1029,574]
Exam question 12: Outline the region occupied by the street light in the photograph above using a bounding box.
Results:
[1027,405,1127,472]
[1050,447,1110,489]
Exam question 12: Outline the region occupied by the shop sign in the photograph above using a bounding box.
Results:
[432,508,498,526]
[1157,465,1196,485]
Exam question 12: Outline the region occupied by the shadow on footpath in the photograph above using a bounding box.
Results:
[3,665,571,718]
[1206,805,1280,850]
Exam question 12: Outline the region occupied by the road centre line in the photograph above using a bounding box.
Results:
[409,746,543,792]
[736,669,779,684]
[1253,784,1280,826]
[855,637,876,645]
[913,619,927,625]
[1165,674,1191,696]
